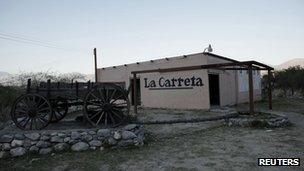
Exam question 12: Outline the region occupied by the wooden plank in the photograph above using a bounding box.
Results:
[94,48,98,82]
[47,79,51,98]
[76,81,79,99]
[27,79,31,93]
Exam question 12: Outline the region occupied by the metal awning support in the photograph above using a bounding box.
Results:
[131,60,274,114]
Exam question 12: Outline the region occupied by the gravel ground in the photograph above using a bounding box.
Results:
[0,100,303,170]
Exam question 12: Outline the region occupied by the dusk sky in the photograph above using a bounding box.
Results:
[0,0,303,74]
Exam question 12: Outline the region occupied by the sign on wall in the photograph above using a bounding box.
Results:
[144,76,204,90]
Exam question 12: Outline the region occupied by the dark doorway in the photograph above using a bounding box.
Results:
[208,74,220,106]
[130,78,141,105]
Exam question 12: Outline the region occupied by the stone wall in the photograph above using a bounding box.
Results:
[0,124,144,159]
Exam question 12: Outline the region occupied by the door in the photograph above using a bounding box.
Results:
[208,74,220,106]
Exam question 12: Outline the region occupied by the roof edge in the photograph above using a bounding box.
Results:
[97,51,241,70]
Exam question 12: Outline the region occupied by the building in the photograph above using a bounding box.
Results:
[97,52,263,110]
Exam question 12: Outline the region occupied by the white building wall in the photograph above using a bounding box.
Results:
[97,52,262,109]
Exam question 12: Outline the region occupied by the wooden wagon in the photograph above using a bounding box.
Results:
[11,79,130,130]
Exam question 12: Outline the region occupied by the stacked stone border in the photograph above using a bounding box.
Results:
[226,112,291,128]
[0,124,144,159]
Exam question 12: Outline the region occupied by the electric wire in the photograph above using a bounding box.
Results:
[0,31,88,53]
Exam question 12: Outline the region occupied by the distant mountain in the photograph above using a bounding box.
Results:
[0,71,11,77]
[275,58,304,70]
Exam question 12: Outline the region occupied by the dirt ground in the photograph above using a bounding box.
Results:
[0,98,304,171]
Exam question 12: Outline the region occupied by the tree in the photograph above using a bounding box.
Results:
[273,66,304,97]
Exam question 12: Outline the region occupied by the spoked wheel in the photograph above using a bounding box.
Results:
[51,99,68,123]
[83,83,130,127]
[11,93,52,130]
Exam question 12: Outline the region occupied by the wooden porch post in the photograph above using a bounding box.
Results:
[133,73,137,114]
[248,66,254,114]
[268,70,273,110]
[94,48,98,83]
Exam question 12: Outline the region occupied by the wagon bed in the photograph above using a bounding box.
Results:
[11,79,130,130]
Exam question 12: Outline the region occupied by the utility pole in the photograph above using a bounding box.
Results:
[94,48,98,82]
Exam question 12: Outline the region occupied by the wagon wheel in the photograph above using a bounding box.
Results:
[83,84,130,127]
[51,99,68,123]
[11,93,52,130]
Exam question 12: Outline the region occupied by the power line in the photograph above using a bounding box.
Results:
[0,32,59,47]
[0,31,89,54]
[0,35,66,49]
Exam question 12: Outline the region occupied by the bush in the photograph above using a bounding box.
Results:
[0,85,23,122]
[262,66,304,98]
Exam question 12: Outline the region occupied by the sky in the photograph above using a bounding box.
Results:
[0,0,303,74]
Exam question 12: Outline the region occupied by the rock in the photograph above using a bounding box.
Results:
[97,136,105,141]
[11,140,24,147]
[31,141,38,145]
[71,142,89,151]
[0,151,9,159]
[123,124,138,131]
[134,138,144,146]
[14,134,25,140]
[97,129,110,137]
[136,130,144,140]
[25,133,40,141]
[23,140,32,147]
[57,133,66,138]
[10,147,26,157]
[40,135,50,141]
[35,141,51,148]
[88,130,96,135]
[71,132,81,140]
[90,146,96,150]
[63,137,71,143]
[2,143,11,150]
[107,137,117,146]
[82,135,93,142]
[29,146,39,153]
[39,148,52,155]
[100,147,105,151]
[118,140,134,147]
[121,131,137,140]
[54,143,69,152]
[113,131,121,140]
[50,136,64,143]
[89,140,102,147]
[80,132,88,136]
[68,139,78,144]
[0,135,13,143]
[51,132,57,136]
[52,164,69,171]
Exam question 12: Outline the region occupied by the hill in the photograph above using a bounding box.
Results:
[275,58,304,70]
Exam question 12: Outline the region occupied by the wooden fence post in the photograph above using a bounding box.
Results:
[27,79,31,93]
[47,79,51,98]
